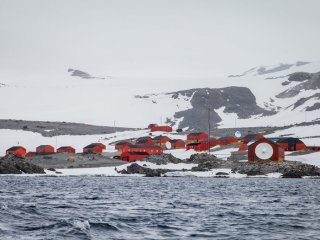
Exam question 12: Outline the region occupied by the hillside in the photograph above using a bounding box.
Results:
[0,61,319,129]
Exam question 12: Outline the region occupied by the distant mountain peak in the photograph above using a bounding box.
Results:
[68,68,106,80]
[229,61,311,78]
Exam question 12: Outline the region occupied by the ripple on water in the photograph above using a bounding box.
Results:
[1,177,320,239]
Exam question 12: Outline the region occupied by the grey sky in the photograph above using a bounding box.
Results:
[1,0,319,79]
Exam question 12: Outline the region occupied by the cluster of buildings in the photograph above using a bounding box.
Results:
[4,123,319,163]
[5,143,107,158]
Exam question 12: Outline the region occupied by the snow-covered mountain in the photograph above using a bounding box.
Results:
[0,61,319,129]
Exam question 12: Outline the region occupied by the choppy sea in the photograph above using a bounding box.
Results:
[0,176,320,240]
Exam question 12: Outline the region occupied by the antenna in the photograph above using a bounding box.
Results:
[208,107,211,153]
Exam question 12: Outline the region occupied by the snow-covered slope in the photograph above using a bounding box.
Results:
[0,61,319,129]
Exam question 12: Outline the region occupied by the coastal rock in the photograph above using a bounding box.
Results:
[145,153,182,165]
[0,155,45,174]
[118,163,169,177]
[232,161,320,178]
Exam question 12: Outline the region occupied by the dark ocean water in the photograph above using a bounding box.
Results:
[0,176,320,240]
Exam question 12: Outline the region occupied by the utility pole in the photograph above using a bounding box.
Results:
[208,107,211,153]
[113,120,116,133]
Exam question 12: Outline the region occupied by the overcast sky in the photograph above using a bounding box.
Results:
[1,0,320,79]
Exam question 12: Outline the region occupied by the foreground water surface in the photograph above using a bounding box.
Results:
[0,176,320,239]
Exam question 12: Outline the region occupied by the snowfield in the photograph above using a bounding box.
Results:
[0,61,319,128]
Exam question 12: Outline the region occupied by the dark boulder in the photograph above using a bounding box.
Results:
[0,155,45,174]
[118,163,169,177]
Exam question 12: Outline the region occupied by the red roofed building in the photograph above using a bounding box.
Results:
[121,151,149,162]
[169,139,185,149]
[187,132,208,143]
[83,143,106,154]
[122,144,163,155]
[186,142,209,152]
[276,138,306,151]
[57,146,76,154]
[136,137,155,145]
[150,125,172,132]
[115,141,131,151]
[153,136,171,147]
[248,138,284,162]
[148,124,158,129]
[6,146,27,157]
[242,133,264,144]
[36,145,55,153]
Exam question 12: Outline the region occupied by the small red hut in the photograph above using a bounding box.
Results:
[121,151,149,162]
[136,137,154,145]
[276,138,306,151]
[248,138,284,162]
[36,145,55,153]
[57,146,76,154]
[186,142,209,152]
[169,139,185,149]
[83,143,105,154]
[115,141,131,151]
[187,132,209,143]
[6,146,26,157]
[122,144,163,155]
[150,125,173,132]
[242,133,264,144]
[153,136,171,147]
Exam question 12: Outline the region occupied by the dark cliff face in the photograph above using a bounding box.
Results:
[0,155,45,174]
[167,86,274,130]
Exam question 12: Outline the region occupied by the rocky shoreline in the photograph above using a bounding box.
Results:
[0,155,45,174]
[118,153,320,178]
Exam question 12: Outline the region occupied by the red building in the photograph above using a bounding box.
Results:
[248,138,284,162]
[238,143,247,151]
[83,143,106,154]
[150,125,173,132]
[217,136,238,145]
[6,146,26,157]
[186,142,209,152]
[57,146,76,154]
[122,144,163,155]
[242,133,264,144]
[115,141,131,151]
[276,138,306,151]
[120,151,149,162]
[36,145,55,153]
[187,132,209,143]
[153,136,171,147]
[136,137,155,145]
[148,124,158,129]
[169,139,185,149]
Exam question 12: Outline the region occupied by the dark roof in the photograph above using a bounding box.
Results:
[170,139,184,143]
[126,151,149,156]
[188,132,207,137]
[219,137,232,140]
[243,134,263,138]
[7,146,25,151]
[115,141,131,146]
[128,144,162,149]
[187,142,202,146]
[37,145,53,149]
[136,137,152,141]
[57,146,74,150]
[153,135,169,140]
[276,137,304,144]
[84,143,102,148]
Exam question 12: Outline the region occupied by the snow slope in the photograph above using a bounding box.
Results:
[0,61,319,129]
